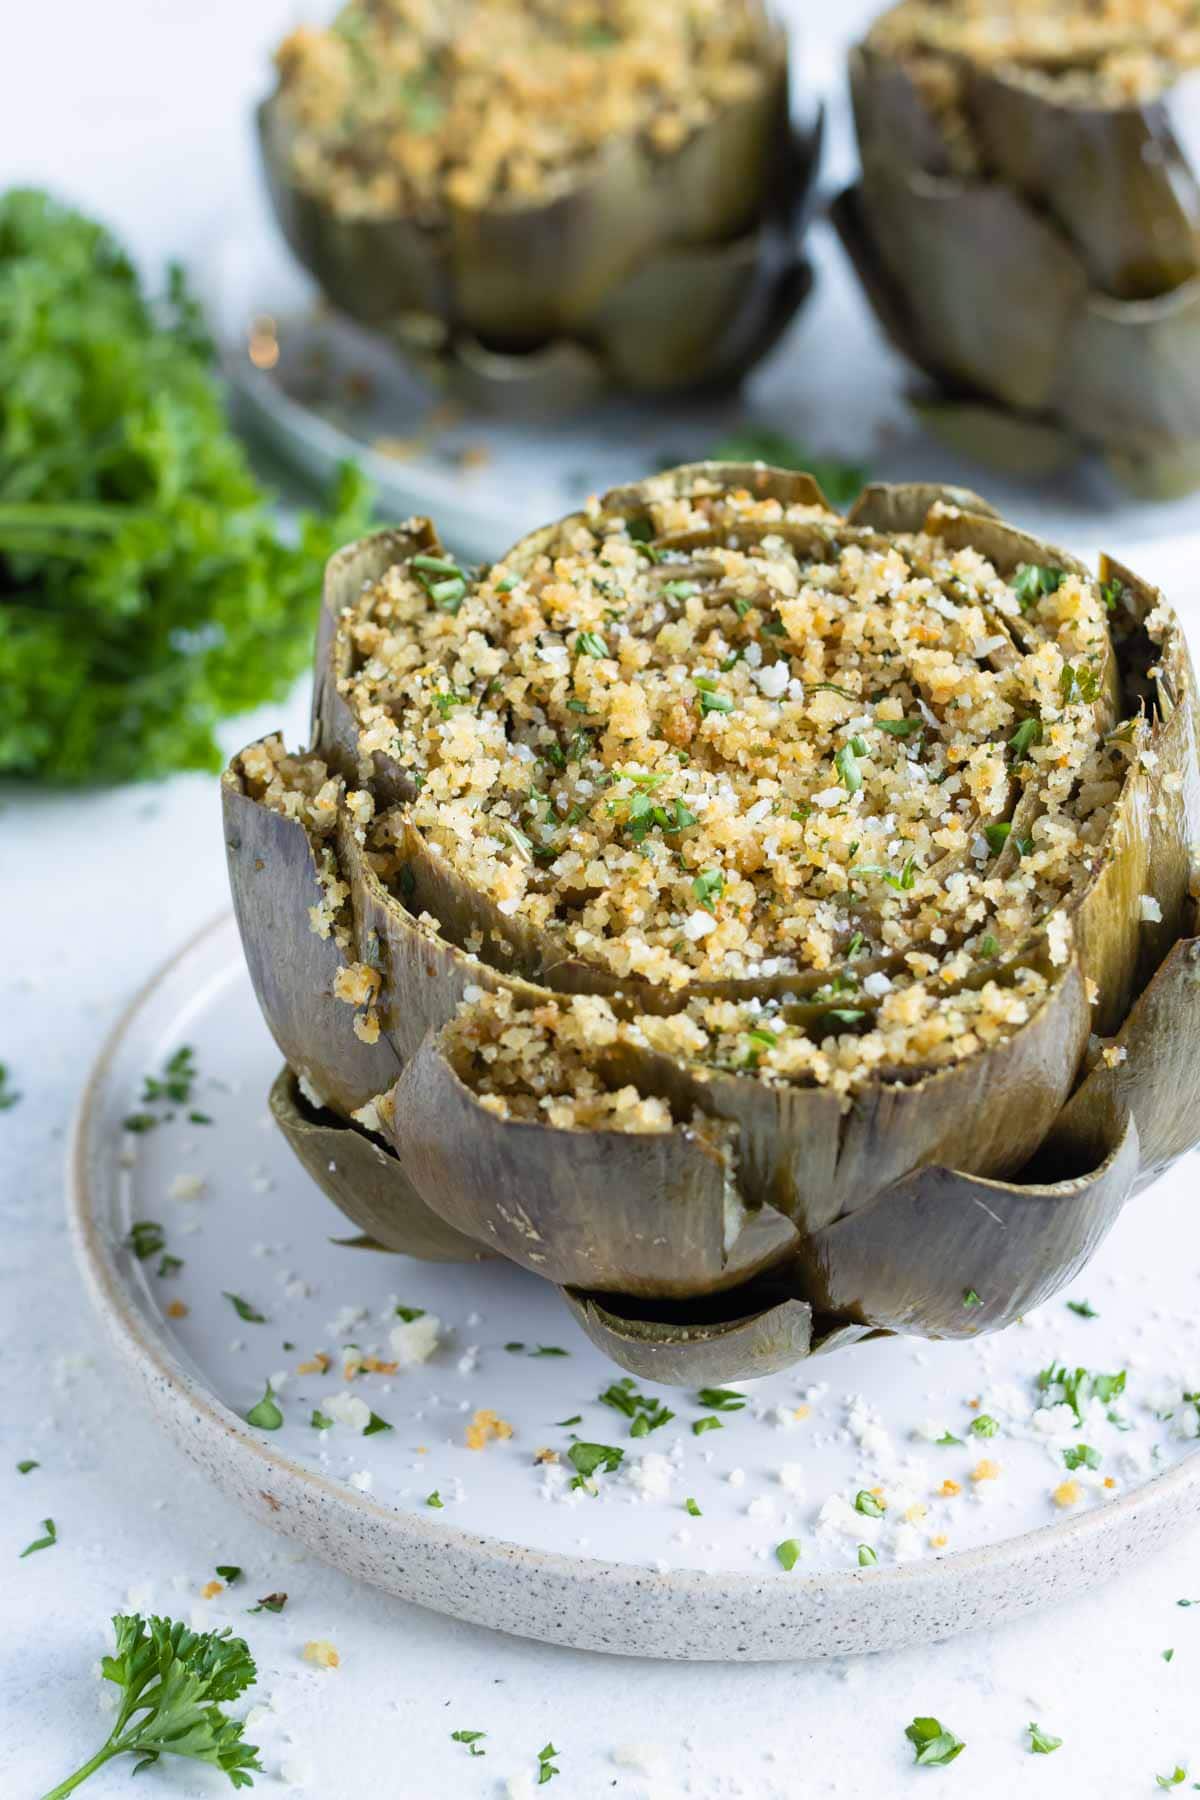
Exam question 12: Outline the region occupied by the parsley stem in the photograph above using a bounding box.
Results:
[40,1742,121,1799]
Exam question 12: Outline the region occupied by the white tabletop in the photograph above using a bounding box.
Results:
[5,4,1200,1796]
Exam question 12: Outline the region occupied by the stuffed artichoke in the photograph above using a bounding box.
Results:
[224,463,1200,1382]
[834,0,1200,497]
[257,0,817,414]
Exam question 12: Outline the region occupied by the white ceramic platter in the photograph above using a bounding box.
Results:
[71,914,1200,1662]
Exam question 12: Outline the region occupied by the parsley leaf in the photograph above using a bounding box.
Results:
[905,1717,965,1767]
[223,1293,267,1325]
[854,1491,884,1518]
[451,1729,486,1757]
[0,1063,21,1109]
[1062,1444,1101,1471]
[567,1442,623,1490]
[1066,1299,1098,1319]
[245,1383,282,1431]
[1028,1722,1062,1755]
[20,1517,56,1558]
[37,1612,262,1793]
[696,1387,745,1412]
[776,1538,802,1571]
[1012,563,1066,608]
[537,1742,560,1784]
[126,1221,166,1261]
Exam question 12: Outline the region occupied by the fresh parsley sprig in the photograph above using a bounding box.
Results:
[39,1614,262,1796]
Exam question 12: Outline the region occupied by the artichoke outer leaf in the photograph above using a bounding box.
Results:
[1069,558,1200,1035]
[380,1033,799,1302]
[223,751,402,1117]
[599,459,835,522]
[845,481,1000,532]
[851,163,1088,415]
[649,952,1093,1235]
[269,1066,490,1261]
[967,66,1200,302]
[806,1113,1140,1339]
[830,182,933,375]
[561,1288,873,1387]
[1053,276,1200,481]
[847,43,955,177]
[313,526,442,806]
[1044,933,1200,1193]
[911,397,1080,481]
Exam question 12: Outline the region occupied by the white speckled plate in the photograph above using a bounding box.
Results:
[71,914,1200,1661]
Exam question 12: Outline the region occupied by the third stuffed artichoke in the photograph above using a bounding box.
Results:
[225,463,1200,1383]
[836,0,1200,497]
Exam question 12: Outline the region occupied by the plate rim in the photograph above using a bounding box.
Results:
[68,911,1200,1660]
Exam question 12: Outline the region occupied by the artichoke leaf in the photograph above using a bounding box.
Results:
[599,459,835,522]
[911,397,1080,480]
[223,750,402,1117]
[1044,929,1200,1193]
[967,66,1200,301]
[806,1112,1139,1338]
[381,1031,799,1301]
[1054,277,1200,488]
[313,526,442,806]
[562,1287,873,1386]
[850,165,1088,414]
[845,481,999,533]
[269,1066,490,1261]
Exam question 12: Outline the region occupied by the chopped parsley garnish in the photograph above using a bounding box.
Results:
[394,1304,426,1322]
[854,1491,884,1518]
[567,1441,623,1490]
[904,1717,965,1767]
[20,1517,56,1557]
[1164,1648,1175,1663]
[215,1566,242,1585]
[983,822,1011,854]
[692,868,724,911]
[537,1741,560,1784]
[936,1432,964,1448]
[661,579,696,600]
[696,1387,745,1412]
[977,935,1000,959]
[1012,563,1066,607]
[1066,1299,1099,1319]
[554,1415,582,1428]
[775,1539,801,1571]
[0,1064,20,1109]
[963,1289,983,1308]
[835,741,863,794]
[1156,1767,1188,1789]
[249,1593,287,1614]
[188,1110,213,1125]
[245,1384,282,1430]
[685,1497,702,1517]
[37,1612,261,1794]
[1028,1723,1062,1755]
[1059,662,1101,706]
[575,630,608,658]
[17,1459,38,1474]
[600,1378,674,1436]
[426,1491,443,1509]
[1009,717,1042,759]
[451,1730,486,1757]
[310,1409,333,1431]
[692,1416,722,1436]
[412,554,469,614]
[1037,1363,1126,1425]
[970,1415,999,1438]
[223,1293,267,1324]
[1101,577,1126,612]
[1062,1443,1101,1471]
[531,1345,568,1358]
[363,1411,393,1437]
[143,1046,197,1106]
[876,716,920,737]
[126,1220,165,1261]
[858,1544,878,1567]
[694,676,734,716]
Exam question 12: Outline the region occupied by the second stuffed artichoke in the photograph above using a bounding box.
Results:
[835,0,1200,497]
[225,463,1200,1382]
[258,0,818,414]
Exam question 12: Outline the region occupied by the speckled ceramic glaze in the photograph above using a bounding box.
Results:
[69,915,1200,1661]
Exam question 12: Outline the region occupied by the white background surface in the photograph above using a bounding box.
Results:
[4,3,1200,1796]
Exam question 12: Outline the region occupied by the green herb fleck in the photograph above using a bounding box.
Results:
[1067,1299,1098,1319]
[249,1593,286,1614]
[963,1289,983,1309]
[451,1729,486,1757]
[775,1539,802,1571]
[1062,1443,1101,1472]
[936,1432,965,1447]
[1012,563,1066,608]
[126,1220,165,1261]
[426,1491,443,1509]
[835,742,863,794]
[575,630,608,659]
[246,1384,282,1431]
[858,1544,879,1567]
[692,868,725,911]
[20,1518,56,1557]
[567,1442,624,1490]
[363,1411,393,1437]
[692,1416,722,1437]
[854,1491,885,1518]
[0,1064,21,1109]
[223,1293,267,1324]
[1028,1723,1062,1755]
[537,1741,560,1784]
[685,1497,702,1517]
[17,1459,38,1474]
[696,1387,745,1412]
[970,1415,999,1438]
[905,1717,965,1768]
[310,1409,333,1431]
[215,1566,242,1585]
